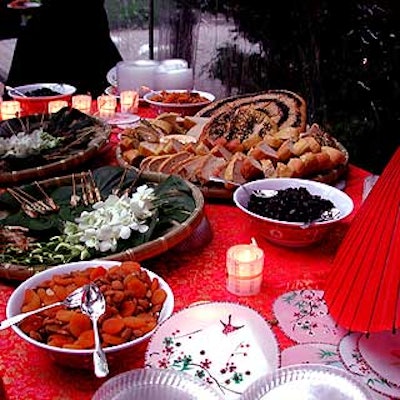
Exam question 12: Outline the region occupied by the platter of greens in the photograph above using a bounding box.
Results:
[0,107,111,185]
[0,166,205,281]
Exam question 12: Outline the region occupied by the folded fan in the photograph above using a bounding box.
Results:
[324,147,400,333]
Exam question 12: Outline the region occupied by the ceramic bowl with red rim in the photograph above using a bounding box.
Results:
[143,90,215,116]
[7,83,77,115]
[5,260,174,371]
[233,178,354,247]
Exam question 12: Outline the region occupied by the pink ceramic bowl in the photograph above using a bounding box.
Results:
[8,83,76,115]
[233,178,354,247]
[6,260,174,371]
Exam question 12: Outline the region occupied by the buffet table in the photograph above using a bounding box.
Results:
[0,106,371,399]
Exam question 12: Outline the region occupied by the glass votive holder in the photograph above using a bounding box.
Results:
[120,90,139,113]
[226,243,265,296]
[48,100,68,114]
[72,94,92,114]
[1,100,21,120]
[97,94,117,117]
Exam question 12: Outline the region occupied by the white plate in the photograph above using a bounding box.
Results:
[103,112,140,126]
[358,331,400,388]
[92,368,223,400]
[106,66,117,87]
[145,302,280,399]
[241,364,373,400]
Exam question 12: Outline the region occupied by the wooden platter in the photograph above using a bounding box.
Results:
[116,90,349,199]
[0,108,111,185]
[0,167,205,281]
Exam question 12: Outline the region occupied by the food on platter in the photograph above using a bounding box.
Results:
[0,166,202,279]
[118,90,348,196]
[18,261,167,349]
[147,90,210,104]
[0,108,110,184]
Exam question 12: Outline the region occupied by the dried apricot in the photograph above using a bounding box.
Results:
[69,312,91,338]
[102,317,125,335]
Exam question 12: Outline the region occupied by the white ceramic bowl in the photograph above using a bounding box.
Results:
[143,90,215,116]
[7,83,77,115]
[6,260,174,369]
[233,178,354,247]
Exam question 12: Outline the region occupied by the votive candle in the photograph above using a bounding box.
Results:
[97,94,116,117]
[72,94,92,114]
[1,100,21,120]
[226,243,264,296]
[48,100,68,114]
[120,90,139,113]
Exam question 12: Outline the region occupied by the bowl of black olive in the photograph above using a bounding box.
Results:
[8,83,77,115]
[233,178,354,247]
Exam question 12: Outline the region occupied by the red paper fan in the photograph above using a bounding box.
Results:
[324,147,400,333]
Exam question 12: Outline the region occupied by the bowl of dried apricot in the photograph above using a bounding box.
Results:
[5,260,174,370]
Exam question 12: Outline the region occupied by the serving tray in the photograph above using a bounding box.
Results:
[0,108,111,185]
[0,167,205,281]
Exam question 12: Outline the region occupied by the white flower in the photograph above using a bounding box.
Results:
[65,185,157,253]
[0,128,61,158]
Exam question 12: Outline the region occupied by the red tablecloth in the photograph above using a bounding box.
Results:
[0,108,370,399]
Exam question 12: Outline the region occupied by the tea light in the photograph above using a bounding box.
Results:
[72,94,92,114]
[1,100,21,120]
[97,94,117,117]
[48,100,68,114]
[226,242,264,296]
[120,90,139,113]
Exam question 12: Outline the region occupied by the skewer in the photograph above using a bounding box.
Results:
[124,167,145,196]
[88,170,101,202]
[112,168,128,196]
[34,181,59,211]
[70,173,80,207]
[7,188,41,217]
[80,176,89,206]
[13,187,52,213]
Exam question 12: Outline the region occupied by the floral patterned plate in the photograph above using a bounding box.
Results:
[145,302,280,400]
[273,290,347,345]
[339,333,400,399]
[358,331,400,388]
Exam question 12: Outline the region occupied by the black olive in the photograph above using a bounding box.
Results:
[247,186,334,223]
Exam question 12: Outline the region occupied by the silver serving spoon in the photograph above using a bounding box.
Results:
[81,283,109,378]
[0,286,85,330]
[300,207,341,229]
[209,176,277,198]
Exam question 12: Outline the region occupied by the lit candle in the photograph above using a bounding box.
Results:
[72,94,92,114]
[1,100,21,120]
[97,94,116,117]
[226,243,264,296]
[120,90,139,113]
[48,100,68,114]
